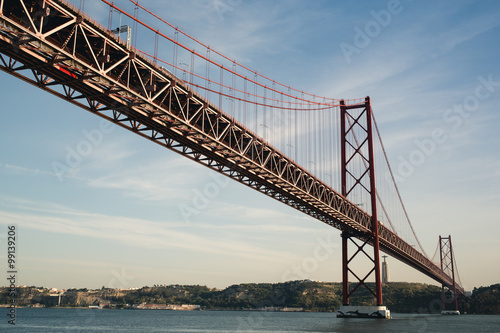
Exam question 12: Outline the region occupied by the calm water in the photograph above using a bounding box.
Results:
[1,308,499,332]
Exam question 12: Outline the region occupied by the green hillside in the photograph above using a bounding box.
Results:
[1,281,499,314]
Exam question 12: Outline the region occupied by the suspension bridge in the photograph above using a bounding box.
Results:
[0,0,464,318]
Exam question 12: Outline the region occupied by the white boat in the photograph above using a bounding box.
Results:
[441,310,460,315]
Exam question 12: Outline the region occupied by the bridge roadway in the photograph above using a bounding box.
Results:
[0,0,463,295]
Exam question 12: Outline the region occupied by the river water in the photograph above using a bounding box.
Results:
[1,308,499,332]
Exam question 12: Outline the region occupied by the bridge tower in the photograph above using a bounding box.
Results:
[337,97,390,318]
[440,235,460,315]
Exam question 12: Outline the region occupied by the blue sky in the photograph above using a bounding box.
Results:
[1,0,499,292]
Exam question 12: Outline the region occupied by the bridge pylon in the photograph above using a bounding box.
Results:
[439,235,460,315]
[337,97,390,319]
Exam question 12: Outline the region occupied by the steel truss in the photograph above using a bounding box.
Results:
[440,235,459,310]
[340,98,383,306]
[0,0,463,296]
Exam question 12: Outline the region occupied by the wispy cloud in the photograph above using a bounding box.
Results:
[0,162,87,181]
[193,200,323,238]
[323,3,500,100]
[86,155,211,201]
[0,196,300,264]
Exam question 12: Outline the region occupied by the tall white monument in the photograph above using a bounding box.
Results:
[382,255,389,283]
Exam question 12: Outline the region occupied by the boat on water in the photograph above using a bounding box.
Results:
[441,310,460,315]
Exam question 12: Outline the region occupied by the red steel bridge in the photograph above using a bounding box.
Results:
[0,0,464,312]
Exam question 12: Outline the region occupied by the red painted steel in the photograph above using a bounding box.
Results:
[341,232,349,305]
[366,98,383,306]
[102,0,336,109]
[128,0,340,104]
[440,235,458,311]
[340,97,383,306]
[0,0,464,304]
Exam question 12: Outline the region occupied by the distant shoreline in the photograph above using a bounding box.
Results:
[1,282,498,315]
[5,307,500,316]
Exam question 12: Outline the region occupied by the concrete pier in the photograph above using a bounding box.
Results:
[337,305,391,319]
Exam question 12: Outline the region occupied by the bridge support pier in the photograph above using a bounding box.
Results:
[337,305,391,319]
